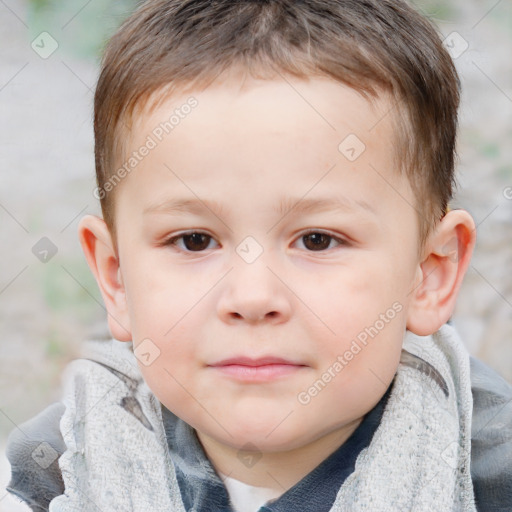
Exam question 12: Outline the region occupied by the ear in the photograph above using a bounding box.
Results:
[77,215,132,342]
[406,209,476,336]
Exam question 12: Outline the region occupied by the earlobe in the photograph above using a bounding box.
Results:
[77,215,132,341]
[406,209,476,336]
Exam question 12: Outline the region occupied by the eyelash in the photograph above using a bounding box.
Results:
[162,230,348,253]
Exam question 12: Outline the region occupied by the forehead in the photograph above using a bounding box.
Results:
[136,74,393,145]
[116,74,412,225]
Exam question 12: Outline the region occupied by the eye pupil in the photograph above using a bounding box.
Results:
[303,233,330,251]
[183,233,210,251]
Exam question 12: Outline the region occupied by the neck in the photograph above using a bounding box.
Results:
[195,418,362,494]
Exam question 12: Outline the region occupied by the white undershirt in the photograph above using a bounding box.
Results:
[218,471,284,512]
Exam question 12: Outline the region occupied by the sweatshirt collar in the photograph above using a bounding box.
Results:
[161,381,393,512]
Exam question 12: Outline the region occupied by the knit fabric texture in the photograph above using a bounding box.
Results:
[48,323,476,511]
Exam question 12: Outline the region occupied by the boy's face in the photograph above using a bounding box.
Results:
[113,74,422,453]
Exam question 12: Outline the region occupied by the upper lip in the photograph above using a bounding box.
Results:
[209,356,305,367]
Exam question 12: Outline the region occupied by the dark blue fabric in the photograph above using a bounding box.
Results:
[161,382,393,512]
[470,356,512,511]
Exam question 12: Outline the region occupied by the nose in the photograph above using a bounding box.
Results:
[216,256,292,325]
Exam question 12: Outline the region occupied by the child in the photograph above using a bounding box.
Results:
[6,0,512,510]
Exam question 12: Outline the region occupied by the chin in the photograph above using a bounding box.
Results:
[216,422,307,453]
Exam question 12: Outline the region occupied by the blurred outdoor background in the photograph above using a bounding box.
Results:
[1,0,511,509]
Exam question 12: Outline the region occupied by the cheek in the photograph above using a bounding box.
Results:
[134,326,203,418]
[309,259,406,328]
[121,257,189,335]
[305,259,408,376]
[311,316,405,424]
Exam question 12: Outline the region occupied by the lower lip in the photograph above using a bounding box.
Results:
[210,364,305,382]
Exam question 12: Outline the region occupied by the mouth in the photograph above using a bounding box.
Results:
[207,356,308,382]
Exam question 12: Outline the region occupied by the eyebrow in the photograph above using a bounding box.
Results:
[143,195,377,219]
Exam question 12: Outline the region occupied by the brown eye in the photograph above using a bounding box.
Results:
[299,231,346,251]
[165,232,215,252]
[182,233,211,251]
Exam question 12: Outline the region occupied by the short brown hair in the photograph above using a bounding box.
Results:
[94,0,460,256]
